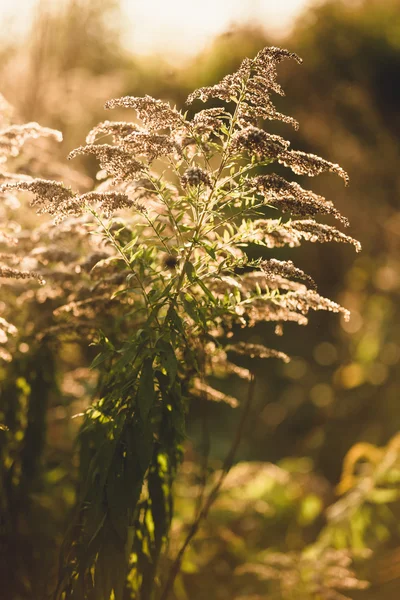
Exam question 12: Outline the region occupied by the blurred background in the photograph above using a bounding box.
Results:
[1,0,400,598]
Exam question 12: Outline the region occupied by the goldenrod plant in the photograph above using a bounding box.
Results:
[0,47,361,599]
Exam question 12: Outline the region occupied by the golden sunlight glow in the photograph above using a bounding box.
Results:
[123,0,311,60]
[3,0,312,61]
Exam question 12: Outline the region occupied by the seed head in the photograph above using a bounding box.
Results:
[105,95,182,131]
[181,166,211,188]
[231,126,289,159]
[68,144,146,182]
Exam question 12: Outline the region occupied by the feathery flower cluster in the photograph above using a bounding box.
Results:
[248,46,302,94]
[279,150,349,185]
[242,271,308,294]
[247,298,309,327]
[186,58,252,105]
[249,174,348,225]
[79,191,136,217]
[245,287,349,328]
[191,379,239,408]
[0,44,367,600]
[0,122,62,163]
[244,219,302,248]
[261,259,317,290]
[279,289,350,321]
[291,220,361,252]
[0,179,80,219]
[226,342,290,363]
[187,47,301,132]
[105,95,182,131]
[239,46,302,128]
[88,122,179,161]
[181,166,212,188]
[207,346,252,380]
[0,265,44,284]
[244,219,360,252]
[68,144,146,181]
[123,131,179,160]
[191,108,227,135]
[86,120,141,144]
[231,126,289,159]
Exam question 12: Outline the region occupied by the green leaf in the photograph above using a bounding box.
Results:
[168,307,185,334]
[107,453,130,543]
[134,419,154,472]
[196,278,217,304]
[184,261,195,282]
[122,237,138,253]
[115,345,139,370]
[90,351,111,370]
[159,341,178,385]
[138,359,156,421]
[95,528,128,600]
[94,544,113,600]
[204,244,216,259]
[182,295,198,323]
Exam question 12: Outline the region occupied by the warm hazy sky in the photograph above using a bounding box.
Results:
[122,0,312,58]
[1,0,312,61]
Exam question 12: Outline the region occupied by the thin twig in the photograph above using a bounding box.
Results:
[160,374,256,600]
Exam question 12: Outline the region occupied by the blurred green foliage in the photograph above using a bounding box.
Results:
[1,0,400,598]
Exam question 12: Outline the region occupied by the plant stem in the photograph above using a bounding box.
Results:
[159,374,256,600]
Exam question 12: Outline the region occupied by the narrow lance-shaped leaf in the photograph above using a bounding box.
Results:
[137,358,156,421]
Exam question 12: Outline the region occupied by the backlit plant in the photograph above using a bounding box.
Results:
[0,47,361,599]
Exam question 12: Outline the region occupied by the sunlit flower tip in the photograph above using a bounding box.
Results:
[254,46,302,68]
[181,166,211,188]
[248,174,349,225]
[68,144,146,181]
[247,300,309,327]
[104,95,182,131]
[0,179,81,219]
[261,258,317,290]
[291,220,361,252]
[191,379,239,408]
[226,341,290,363]
[278,150,350,185]
[186,58,251,105]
